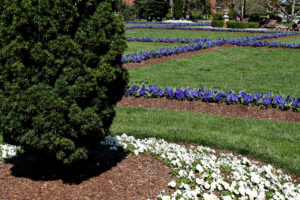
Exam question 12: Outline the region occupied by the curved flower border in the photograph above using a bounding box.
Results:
[123,33,300,63]
[122,40,227,63]
[101,134,300,200]
[125,84,300,112]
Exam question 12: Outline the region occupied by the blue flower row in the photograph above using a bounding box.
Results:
[122,33,300,63]
[126,36,211,43]
[122,40,227,63]
[125,25,280,34]
[125,32,300,44]
[125,84,300,112]
[124,21,211,26]
[231,40,300,48]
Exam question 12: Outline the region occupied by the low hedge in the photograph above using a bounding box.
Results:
[226,21,259,29]
[211,20,224,27]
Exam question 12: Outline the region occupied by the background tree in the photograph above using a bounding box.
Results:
[264,0,300,23]
[174,0,184,18]
[0,0,128,164]
[134,0,169,18]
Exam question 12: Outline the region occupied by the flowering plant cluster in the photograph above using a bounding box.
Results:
[126,25,279,34]
[125,21,211,26]
[101,134,300,200]
[126,37,211,44]
[123,32,300,63]
[231,40,300,48]
[125,84,300,112]
[0,144,23,162]
[122,40,227,63]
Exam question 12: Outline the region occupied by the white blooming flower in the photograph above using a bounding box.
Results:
[168,180,176,188]
[161,195,171,200]
[250,172,260,184]
[203,193,217,200]
[222,196,232,200]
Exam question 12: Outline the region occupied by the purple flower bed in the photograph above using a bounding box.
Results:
[231,40,300,48]
[122,40,227,63]
[123,32,300,63]
[126,36,211,43]
[125,21,211,26]
[125,84,300,112]
[126,25,279,34]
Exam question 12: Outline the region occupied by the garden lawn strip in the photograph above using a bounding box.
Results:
[123,44,233,69]
[125,29,260,40]
[128,48,300,97]
[118,97,300,124]
[125,42,181,55]
[123,35,300,69]
[0,150,174,200]
[111,107,300,177]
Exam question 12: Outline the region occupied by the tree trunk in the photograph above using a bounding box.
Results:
[170,0,174,13]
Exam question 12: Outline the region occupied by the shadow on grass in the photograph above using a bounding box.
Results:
[7,148,128,184]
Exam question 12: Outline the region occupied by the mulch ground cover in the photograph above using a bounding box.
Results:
[0,149,174,200]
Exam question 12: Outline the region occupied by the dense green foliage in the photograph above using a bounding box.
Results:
[173,0,184,19]
[134,0,169,19]
[212,13,224,20]
[0,0,128,164]
[211,20,224,27]
[226,21,259,28]
[249,13,263,22]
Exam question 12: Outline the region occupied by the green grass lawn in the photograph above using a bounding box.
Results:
[125,29,259,39]
[275,37,300,44]
[124,42,182,55]
[111,106,300,176]
[129,47,300,97]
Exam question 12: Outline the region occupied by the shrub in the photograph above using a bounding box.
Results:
[0,0,128,164]
[270,14,282,22]
[173,0,184,19]
[211,20,224,27]
[228,9,238,20]
[166,8,173,19]
[249,13,263,22]
[226,21,259,29]
[248,22,259,28]
[213,13,224,20]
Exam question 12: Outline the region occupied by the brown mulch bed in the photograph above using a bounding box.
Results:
[118,97,300,124]
[0,149,174,200]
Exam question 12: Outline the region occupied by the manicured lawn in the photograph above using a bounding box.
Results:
[275,37,300,44]
[111,106,300,176]
[129,47,300,97]
[124,42,181,55]
[125,29,259,39]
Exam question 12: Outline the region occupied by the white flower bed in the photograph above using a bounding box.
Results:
[0,144,22,161]
[101,134,300,200]
[1,134,299,200]
[163,20,195,24]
